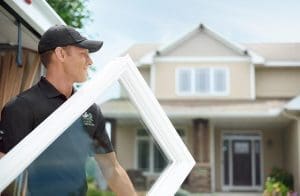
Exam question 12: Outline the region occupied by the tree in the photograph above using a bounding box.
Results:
[46,0,91,28]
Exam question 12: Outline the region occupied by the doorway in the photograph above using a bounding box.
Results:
[222,133,263,191]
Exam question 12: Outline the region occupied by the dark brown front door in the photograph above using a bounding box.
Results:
[232,140,252,186]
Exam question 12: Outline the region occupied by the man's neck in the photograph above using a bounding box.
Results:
[45,75,73,98]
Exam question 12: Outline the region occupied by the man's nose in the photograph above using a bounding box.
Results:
[87,55,93,65]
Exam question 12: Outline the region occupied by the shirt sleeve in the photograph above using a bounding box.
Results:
[0,121,4,152]
[84,104,113,154]
[1,97,34,153]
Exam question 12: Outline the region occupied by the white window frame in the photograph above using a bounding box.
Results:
[176,67,230,96]
[135,129,186,175]
[0,56,195,196]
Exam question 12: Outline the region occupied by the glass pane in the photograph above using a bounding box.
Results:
[178,69,192,93]
[137,129,148,136]
[223,140,229,185]
[0,79,121,195]
[137,140,150,171]
[153,145,167,172]
[101,85,170,193]
[176,129,185,137]
[255,140,261,185]
[234,142,250,154]
[195,68,210,93]
[213,69,226,93]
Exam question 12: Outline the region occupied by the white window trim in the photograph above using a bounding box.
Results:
[0,56,195,196]
[176,67,230,96]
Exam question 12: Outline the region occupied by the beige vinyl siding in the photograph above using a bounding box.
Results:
[155,62,252,100]
[164,31,241,57]
[263,129,284,178]
[139,67,151,86]
[172,122,193,153]
[115,123,136,169]
[284,120,300,193]
[119,67,150,99]
[256,68,300,98]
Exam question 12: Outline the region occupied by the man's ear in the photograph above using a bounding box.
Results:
[53,47,65,62]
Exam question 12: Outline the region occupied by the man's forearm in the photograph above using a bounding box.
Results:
[94,152,137,196]
[107,165,137,196]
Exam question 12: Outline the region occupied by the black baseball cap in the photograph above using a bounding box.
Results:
[38,25,103,54]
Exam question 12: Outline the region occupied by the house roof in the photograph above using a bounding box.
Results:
[122,24,300,68]
[246,43,300,61]
[155,24,264,64]
[120,43,160,66]
[245,43,300,66]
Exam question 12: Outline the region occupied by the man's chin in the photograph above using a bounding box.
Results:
[76,77,88,83]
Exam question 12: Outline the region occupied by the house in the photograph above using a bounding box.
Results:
[100,24,300,194]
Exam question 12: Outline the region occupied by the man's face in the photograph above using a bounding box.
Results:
[63,46,93,83]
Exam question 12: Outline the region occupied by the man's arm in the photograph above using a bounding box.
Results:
[0,152,4,159]
[94,152,137,196]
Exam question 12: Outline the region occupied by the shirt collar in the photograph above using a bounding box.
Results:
[38,77,74,99]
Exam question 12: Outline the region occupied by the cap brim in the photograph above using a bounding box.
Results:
[75,40,103,53]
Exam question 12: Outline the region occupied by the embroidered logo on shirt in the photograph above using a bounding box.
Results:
[82,112,95,127]
[0,130,4,141]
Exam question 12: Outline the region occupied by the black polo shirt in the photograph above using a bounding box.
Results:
[1,77,113,196]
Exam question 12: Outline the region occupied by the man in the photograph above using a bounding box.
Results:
[0,25,137,196]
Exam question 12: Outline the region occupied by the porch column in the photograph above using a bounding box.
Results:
[187,119,211,193]
[193,119,209,162]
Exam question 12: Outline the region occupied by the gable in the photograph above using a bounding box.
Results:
[161,29,245,57]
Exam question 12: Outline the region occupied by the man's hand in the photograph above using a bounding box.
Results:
[95,152,137,196]
[0,152,4,159]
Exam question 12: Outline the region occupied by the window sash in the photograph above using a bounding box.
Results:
[213,68,227,93]
[176,67,228,95]
[195,68,210,93]
[177,68,192,93]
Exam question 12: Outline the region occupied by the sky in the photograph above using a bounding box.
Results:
[82,0,300,68]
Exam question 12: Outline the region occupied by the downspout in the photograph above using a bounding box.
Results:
[16,20,22,67]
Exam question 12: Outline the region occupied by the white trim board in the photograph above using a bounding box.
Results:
[264,61,300,67]
[0,56,195,196]
[154,56,250,63]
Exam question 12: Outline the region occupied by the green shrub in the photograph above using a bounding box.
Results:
[269,167,294,190]
[264,177,289,196]
[264,167,294,196]
[86,176,115,196]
